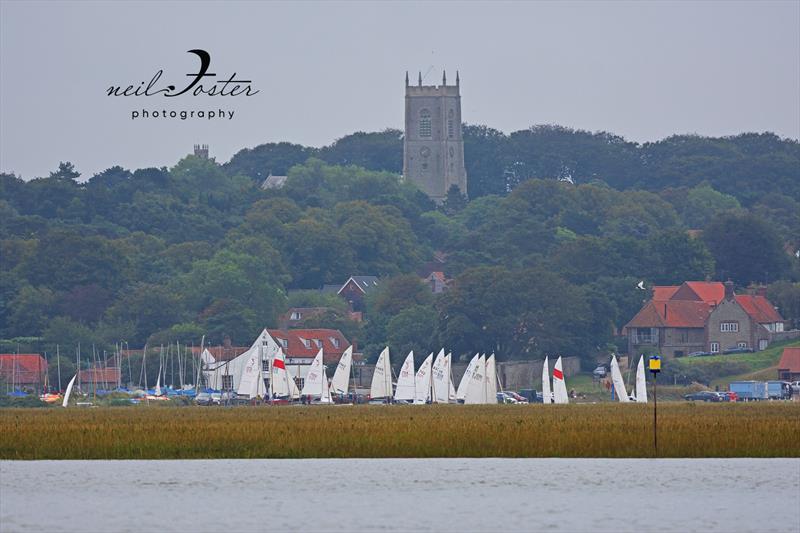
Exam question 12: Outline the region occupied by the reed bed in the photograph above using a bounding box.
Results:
[1,403,798,459]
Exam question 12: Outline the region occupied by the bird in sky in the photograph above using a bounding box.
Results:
[636,281,646,290]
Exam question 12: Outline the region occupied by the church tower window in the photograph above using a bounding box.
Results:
[448,109,455,138]
[419,109,432,138]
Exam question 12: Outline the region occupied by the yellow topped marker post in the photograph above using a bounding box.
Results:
[649,355,661,456]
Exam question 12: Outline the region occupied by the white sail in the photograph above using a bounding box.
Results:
[287,366,301,400]
[330,346,353,396]
[447,354,457,401]
[457,353,480,401]
[237,345,264,398]
[610,354,630,402]
[464,355,486,404]
[301,348,326,397]
[635,355,648,403]
[62,374,77,407]
[317,367,333,404]
[414,353,434,404]
[485,353,498,404]
[431,349,449,403]
[370,347,392,399]
[394,351,416,402]
[155,372,162,396]
[271,350,291,398]
[552,356,569,404]
[541,356,552,404]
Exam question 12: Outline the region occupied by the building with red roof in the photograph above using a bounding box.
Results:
[267,328,352,364]
[0,354,47,391]
[777,347,800,382]
[624,281,795,358]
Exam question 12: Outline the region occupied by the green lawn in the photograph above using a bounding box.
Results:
[679,339,798,373]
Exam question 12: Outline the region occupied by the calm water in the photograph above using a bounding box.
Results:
[1,459,798,532]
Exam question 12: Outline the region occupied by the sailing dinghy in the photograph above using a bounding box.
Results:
[541,356,552,404]
[552,356,569,404]
[393,351,416,403]
[369,347,393,401]
[635,355,648,403]
[609,354,630,402]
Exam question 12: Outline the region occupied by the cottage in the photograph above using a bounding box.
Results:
[0,354,48,392]
[777,347,800,382]
[624,281,794,358]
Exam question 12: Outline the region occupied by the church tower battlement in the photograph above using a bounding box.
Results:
[403,70,467,202]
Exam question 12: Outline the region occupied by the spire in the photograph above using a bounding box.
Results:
[442,70,447,85]
[405,71,409,87]
[418,71,422,86]
[456,70,460,86]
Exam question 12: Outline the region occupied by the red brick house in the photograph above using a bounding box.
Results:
[267,328,354,364]
[78,367,121,391]
[624,281,792,358]
[336,276,380,311]
[777,347,800,382]
[0,354,48,391]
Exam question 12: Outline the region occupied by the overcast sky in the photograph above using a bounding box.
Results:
[1,0,798,180]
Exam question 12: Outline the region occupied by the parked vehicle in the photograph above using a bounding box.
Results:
[729,381,768,401]
[505,391,529,404]
[718,391,738,402]
[592,365,607,378]
[766,381,793,400]
[194,392,213,406]
[683,391,723,402]
[791,381,800,394]
[722,347,754,355]
[518,389,538,402]
[687,351,714,357]
[497,392,517,404]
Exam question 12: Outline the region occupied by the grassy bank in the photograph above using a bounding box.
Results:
[1,403,798,459]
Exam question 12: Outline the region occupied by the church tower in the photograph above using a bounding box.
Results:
[403,70,467,202]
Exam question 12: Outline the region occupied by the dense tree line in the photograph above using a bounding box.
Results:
[1,125,798,369]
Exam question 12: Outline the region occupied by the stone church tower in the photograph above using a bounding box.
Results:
[403,70,467,202]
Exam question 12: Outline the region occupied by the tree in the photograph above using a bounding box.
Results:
[703,212,789,285]
[368,274,433,317]
[648,229,715,285]
[386,305,438,366]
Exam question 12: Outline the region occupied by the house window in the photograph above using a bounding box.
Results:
[720,322,739,333]
[290,311,301,320]
[678,329,689,343]
[278,338,287,348]
[221,375,234,391]
[301,338,311,349]
[776,322,784,332]
[330,337,340,348]
[758,339,768,351]
[314,339,322,349]
[262,359,269,372]
[710,342,719,353]
[635,328,656,344]
[419,109,432,137]
[737,342,747,349]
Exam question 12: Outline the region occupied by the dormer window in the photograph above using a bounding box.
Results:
[278,338,288,348]
[330,337,340,348]
[314,339,322,349]
[301,338,311,349]
[290,311,301,320]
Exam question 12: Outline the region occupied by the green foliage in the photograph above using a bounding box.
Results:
[1,127,797,365]
[703,212,789,285]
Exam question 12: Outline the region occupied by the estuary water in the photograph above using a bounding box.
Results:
[1,459,798,532]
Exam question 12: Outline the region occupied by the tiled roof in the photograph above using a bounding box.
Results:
[652,286,679,300]
[625,300,711,330]
[267,329,351,363]
[78,367,121,384]
[735,295,783,324]
[0,354,48,384]
[188,346,249,362]
[778,347,800,373]
[682,281,726,305]
[338,276,380,294]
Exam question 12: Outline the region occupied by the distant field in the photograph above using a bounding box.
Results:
[1,403,798,459]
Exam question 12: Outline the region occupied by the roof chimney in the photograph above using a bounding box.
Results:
[724,280,735,301]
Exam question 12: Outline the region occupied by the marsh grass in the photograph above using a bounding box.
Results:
[1,403,798,459]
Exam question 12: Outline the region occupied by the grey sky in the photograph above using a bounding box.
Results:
[1,0,798,180]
